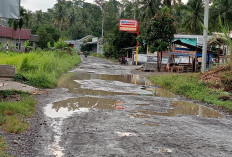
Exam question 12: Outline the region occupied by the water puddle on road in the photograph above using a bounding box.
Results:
[58,75,139,96]
[52,97,118,111]
[58,73,154,96]
[74,73,152,85]
[138,101,222,118]
[45,97,119,157]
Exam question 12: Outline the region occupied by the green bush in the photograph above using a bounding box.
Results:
[0,51,81,88]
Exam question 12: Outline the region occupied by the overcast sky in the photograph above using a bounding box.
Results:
[21,0,189,12]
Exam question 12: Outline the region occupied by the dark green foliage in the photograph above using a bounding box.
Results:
[36,25,60,49]
[181,0,204,34]
[145,8,176,53]
[80,44,92,53]
[103,24,137,59]
[210,0,232,31]
[103,0,119,35]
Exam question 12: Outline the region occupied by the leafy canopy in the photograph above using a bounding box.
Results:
[145,7,176,53]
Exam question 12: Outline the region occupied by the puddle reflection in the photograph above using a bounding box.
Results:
[138,101,222,118]
[52,97,118,112]
[58,75,138,96]
[74,73,152,86]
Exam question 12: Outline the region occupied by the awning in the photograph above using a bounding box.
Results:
[173,40,216,54]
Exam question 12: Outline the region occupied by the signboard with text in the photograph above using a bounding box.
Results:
[167,50,196,57]
[119,19,139,33]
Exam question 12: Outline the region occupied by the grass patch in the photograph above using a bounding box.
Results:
[0,51,81,88]
[0,136,8,157]
[149,74,232,111]
[0,90,36,133]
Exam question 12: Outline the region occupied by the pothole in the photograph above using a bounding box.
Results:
[138,101,222,118]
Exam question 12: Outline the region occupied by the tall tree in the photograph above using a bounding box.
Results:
[53,0,68,31]
[181,0,204,34]
[103,0,119,35]
[145,8,176,71]
[211,0,232,30]
[139,0,162,24]
[8,7,28,50]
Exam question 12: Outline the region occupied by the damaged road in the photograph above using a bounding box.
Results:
[33,56,232,157]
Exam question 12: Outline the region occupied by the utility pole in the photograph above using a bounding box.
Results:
[134,0,136,19]
[202,0,209,72]
[102,12,104,38]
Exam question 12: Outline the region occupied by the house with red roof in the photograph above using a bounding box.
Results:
[0,26,38,52]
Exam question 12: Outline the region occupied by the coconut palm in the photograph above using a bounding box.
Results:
[163,0,182,7]
[53,0,68,31]
[211,0,232,29]
[8,7,27,50]
[138,0,162,23]
[181,0,204,34]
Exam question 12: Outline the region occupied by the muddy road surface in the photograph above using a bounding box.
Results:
[35,56,232,157]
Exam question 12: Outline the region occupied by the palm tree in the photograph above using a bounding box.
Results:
[172,2,185,33]
[211,0,232,30]
[53,0,67,31]
[138,0,162,24]
[181,0,204,34]
[8,7,27,50]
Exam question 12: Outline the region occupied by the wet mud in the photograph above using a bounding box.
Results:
[34,56,232,157]
[138,101,222,118]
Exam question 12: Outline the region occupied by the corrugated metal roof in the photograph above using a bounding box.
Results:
[0,27,13,38]
[0,26,31,40]
[174,34,212,46]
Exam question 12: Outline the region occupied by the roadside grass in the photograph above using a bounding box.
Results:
[0,136,8,157]
[0,51,81,88]
[149,74,232,111]
[0,90,36,134]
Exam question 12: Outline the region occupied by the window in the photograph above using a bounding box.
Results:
[16,43,21,50]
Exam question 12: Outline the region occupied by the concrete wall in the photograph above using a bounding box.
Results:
[0,37,26,52]
[133,54,157,63]
[0,65,16,78]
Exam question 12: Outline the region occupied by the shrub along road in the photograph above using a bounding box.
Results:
[28,56,232,157]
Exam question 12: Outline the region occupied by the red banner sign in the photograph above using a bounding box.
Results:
[119,19,139,33]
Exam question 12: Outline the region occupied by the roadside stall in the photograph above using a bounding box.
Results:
[163,40,215,73]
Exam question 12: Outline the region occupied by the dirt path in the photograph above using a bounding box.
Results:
[11,56,232,157]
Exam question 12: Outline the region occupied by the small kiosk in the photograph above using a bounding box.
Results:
[164,40,215,72]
